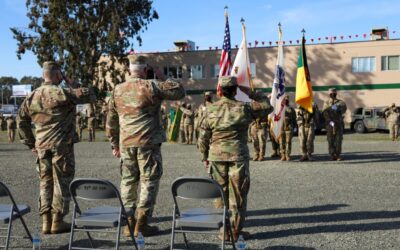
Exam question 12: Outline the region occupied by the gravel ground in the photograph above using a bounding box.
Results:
[0,130,399,249]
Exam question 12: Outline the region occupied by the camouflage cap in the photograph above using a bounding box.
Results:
[204,91,212,96]
[219,76,238,88]
[328,88,337,94]
[43,61,60,71]
[127,54,146,65]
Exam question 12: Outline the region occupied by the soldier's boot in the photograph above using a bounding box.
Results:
[41,212,52,234]
[286,154,291,161]
[280,154,286,161]
[307,153,313,161]
[299,155,307,162]
[218,227,230,241]
[51,213,71,234]
[270,150,278,158]
[336,155,342,161]
[123,216,136,237]
[233,230,251,241]
[258,150,265,161]
[252,154,259,161]
[134,210,159,237]
[331,155,337,161]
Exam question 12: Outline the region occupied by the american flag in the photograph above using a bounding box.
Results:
[217,15,232,95]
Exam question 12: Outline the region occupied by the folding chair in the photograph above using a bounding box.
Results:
[0,181,32,250]
[170,177,236,250]
[69,178,138,250]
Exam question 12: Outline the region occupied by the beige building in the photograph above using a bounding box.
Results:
[135,39,400,123]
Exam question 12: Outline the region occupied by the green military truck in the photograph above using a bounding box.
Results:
[351,107,388,133]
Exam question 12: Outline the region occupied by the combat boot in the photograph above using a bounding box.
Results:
[299,155,307,162]
[123,216,136,237]
[286,154,291,161]
[51,213,71,234]
[252,154,259,161]
[134,210,159,237]
[218,227,230,241]
[307,154,313,161]
[280,155,286,161]
[41,212,52,234]
[331,155,337,161]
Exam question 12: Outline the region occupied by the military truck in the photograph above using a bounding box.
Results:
[351,107,388,133]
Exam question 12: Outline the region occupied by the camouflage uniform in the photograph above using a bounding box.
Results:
[6,116,16,143]
[86,103,96,141]
[75,112,84,141]
[17,62,94,218]
[101,101,108,130]
[106,71,185,218]
[161,108,169,134]
[322,88,347,160]
[279,105,296,161]
[198,76,272,238]
[250,115,270,161]
[296,106,315,161]
[181,105,195,144]
[384,104,400,141]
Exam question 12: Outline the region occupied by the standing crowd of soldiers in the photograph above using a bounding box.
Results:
[5,53,399,245]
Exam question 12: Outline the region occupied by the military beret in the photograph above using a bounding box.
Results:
[127,54,146,65]
[204,91,212,96]
[43,61,60,71]
[328,88,337,94]
[219,76,238,88]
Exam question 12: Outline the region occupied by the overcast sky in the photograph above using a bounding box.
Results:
[0,0,399,79]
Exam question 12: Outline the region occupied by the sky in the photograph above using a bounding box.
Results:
[0,0,399,79]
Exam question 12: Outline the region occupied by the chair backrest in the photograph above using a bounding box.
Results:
[171,177,224,200]
[70,178,119,201]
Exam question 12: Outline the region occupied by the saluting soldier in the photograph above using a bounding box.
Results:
[181,104,195,144]
[384,103,399,141]
[198,76,272,241]
[17,61,95,234]
[322,88,347,161]
[106,54,185,237]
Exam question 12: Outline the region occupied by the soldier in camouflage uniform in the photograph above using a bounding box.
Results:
[179,103,187,143]
[86,102,96,141]
[101,101,108,130]
[75,111,84,141]
[250,96,272,161]
[106,55,185,237]
[198,76,272,241]
[195,91,213,140]
[279,96,297,161]
[17,61,94,234]
[322,88,347,161]
[161,106,169,134]
[384,103,399,141]
[6,116,16,143]
[296,106,315,161]
[181,104,195,144]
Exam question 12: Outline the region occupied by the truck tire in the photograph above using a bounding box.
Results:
[354,120,366,133]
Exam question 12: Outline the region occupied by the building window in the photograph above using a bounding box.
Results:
[210,64,220,79]
[250,63,256,78]
[164,66,182,79]
[190,65,206,80]
[382,56,400,71]
[351,57,375,73]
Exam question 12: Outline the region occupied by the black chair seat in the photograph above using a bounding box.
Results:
[0,204,30,223]
[176,208,223,228]
[75,206,133,227]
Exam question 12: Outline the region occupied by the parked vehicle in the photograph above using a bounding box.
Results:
[351,107,388,133]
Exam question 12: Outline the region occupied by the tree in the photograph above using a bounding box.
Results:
[0,77,19,104]
[10,0,158,93]
[20,76,43,90]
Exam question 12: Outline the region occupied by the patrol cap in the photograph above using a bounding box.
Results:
[219,76,238,88]
[43,61,61,71]
[204,91,212,96]
[127,54,146,65]
[328,88,337,94]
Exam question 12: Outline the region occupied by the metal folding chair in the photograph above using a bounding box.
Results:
[69,178,138,250]
[170,177,236,250]
[0,181,32,250]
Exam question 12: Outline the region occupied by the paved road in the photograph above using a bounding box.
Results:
[0,132,399,249]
